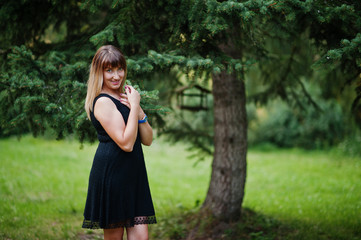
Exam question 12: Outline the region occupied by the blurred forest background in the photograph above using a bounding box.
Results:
[0,0,361,239]
[0,0,360,154]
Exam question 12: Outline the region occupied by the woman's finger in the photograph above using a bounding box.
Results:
[125,85,135,94]
[120,100,130,109]
[120,97,129,104]
[125,85,140,106]
[120,93,128,100]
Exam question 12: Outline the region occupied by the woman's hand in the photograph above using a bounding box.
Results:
[119,85,153,146]
[120,90,146,120]
[124,85,140,108]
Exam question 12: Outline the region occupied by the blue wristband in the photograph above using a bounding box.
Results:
[138,114,148,124]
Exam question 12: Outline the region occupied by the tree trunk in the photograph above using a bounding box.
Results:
[203,70,247,221]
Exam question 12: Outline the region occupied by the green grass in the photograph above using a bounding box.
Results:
[243,148,361,240]
[0,136,211,239]
[0,136,95,239]
[0,136,360,239]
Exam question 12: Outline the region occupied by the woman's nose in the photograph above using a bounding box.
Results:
[113,71,122,79]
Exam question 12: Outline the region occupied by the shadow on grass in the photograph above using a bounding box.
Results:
[150,207,288,240]
[150,207,361,240]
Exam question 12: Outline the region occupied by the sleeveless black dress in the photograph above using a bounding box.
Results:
[82,93,156,229]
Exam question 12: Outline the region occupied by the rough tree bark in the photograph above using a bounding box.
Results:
[203,68,248,221]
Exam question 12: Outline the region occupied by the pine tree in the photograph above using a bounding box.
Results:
[0,0,168,140]
[156,0,361,220]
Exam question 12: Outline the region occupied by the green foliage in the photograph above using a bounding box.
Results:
[163,109,214,162]
[0,45,93,141]
[249,99,347,149]
[0,0,94,48]
[1,0,361,154]
[336,132,361,157]
[0,1,171,141]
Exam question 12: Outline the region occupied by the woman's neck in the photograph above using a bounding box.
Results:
[101,89,121,100]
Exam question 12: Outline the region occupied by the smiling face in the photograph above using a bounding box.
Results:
[102,66,125,93]
[92,45,127,94]
[85,45,127,118]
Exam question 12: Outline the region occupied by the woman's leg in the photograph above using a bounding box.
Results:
[126,224,149,240]
[104,227,124,240]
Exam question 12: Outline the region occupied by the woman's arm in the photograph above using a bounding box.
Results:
[138,109,153,146]
[94,86,140,152]
[120,92,153,146]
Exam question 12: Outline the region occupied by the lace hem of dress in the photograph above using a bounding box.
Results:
[82,215,157,229]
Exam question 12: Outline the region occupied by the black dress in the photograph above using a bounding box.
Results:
[82,93,156,229]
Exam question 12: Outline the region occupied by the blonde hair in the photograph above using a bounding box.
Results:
[85,45,127,119]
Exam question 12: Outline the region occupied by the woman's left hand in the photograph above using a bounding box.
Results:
[120,93,146,120]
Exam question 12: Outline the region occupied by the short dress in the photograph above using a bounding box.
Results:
[82,93,156,229]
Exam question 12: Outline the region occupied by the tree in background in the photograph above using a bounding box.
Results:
[1,0,360,224]
[154,0,361,221]
[0,0,167,141]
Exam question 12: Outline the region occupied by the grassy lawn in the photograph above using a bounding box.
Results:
[243,148,361,240]
[0,136,360,239]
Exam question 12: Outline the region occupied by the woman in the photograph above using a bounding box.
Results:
[82,45,156,240]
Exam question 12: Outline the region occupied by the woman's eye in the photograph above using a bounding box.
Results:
[118,68,122,72]
[106,69,112,72]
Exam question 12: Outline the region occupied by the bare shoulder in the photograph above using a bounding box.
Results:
[94,96,117,119]
[95,96,115,106]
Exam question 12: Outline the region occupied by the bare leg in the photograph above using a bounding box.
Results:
[126,224,149,240]
[104,227,124,240]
